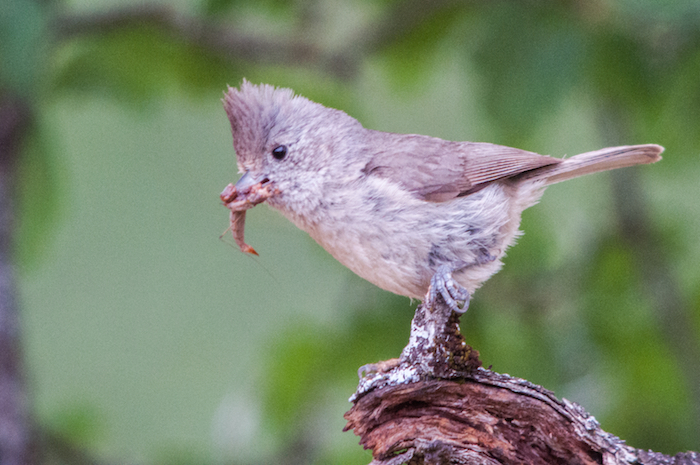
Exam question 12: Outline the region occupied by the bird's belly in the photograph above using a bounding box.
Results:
[279,181,538,301]
[306,187,520,300]
[308,218,431,299]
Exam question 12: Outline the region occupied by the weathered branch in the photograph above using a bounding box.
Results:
[51,5,357,80]
[344,298,700,465]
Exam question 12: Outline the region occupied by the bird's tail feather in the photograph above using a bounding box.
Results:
[520,144,663,185]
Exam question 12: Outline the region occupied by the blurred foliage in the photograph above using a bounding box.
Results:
[46,402,106,449]
[470,3,586,145]
[584,238,694,450]
[0,0,50,99]
[3,0,700,463]
[53,25,238,107]
[14,121,63,270]
[203,0,295,17]
[1,0,59,269]
[378,2,468,92]
[262,289,411,463]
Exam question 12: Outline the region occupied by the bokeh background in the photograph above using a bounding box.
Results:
[2,0,700,463]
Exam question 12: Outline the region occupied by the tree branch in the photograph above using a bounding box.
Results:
[50,0,473,83]
[0,95,34,465]
[345,298,700,465]
[51,4,357,80]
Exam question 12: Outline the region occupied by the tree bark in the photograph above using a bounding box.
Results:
[344,298,700,465]
[0,95,34,465]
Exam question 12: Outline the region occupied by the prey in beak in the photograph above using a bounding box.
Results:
[220,173,278,255]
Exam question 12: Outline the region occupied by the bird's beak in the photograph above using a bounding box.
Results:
[235,171,259,191]
[221,171,275,205]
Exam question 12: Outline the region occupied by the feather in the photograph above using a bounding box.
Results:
[363,133,561,202]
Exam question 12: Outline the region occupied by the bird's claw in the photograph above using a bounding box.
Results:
[426,265,470,314]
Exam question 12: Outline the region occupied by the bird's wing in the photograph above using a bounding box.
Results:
[363,133,561,202]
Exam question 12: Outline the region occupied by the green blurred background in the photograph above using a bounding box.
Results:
[2,0,700,463]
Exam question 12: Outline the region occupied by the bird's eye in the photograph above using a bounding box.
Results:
[272,145,288,160]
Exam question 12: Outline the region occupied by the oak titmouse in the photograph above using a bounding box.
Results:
[220,81,662,312]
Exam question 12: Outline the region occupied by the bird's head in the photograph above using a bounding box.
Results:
[222,81,364,221]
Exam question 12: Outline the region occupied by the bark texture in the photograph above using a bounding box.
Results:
[344,299,700,465]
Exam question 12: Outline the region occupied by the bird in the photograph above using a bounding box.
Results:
[220,81,663,314]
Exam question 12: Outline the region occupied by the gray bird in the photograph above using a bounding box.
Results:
[221,81,663,313]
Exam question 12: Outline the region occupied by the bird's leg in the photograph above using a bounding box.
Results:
[358,270,470,380]
[426,264,471,314]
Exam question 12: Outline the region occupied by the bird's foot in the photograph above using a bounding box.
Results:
[426,265,470,314]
